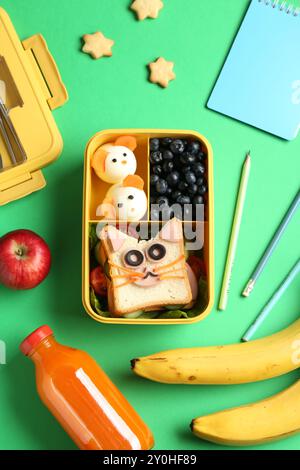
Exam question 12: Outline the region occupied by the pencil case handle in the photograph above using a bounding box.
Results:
[22,34,68,110]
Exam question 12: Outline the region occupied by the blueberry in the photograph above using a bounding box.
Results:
[166,187,172,196]
[198,184,208,195]
[193,195,204,205]
[152,165,163,177]
[167,209,176,220]
[151,208,160,221]
[183,205,193,220]
[193,162,205,176]
[196,177,205,187]
[167,171,180,187]
[187,184,198,196]
[156,196,169,207]
[176,181,186,191]
[150,138,160,152]
[163,161,174,173]
[173,156,183,170]
[156,197,169,210]
[150,151,163,164]
[172,209,182,220]
[170,139,185,155]
[187,141,201,155]
[163,150,174,161]
[197,151,206,161]
[182,165,192,174]
[177,195,191,205]
[150,174,159,186]
[185,172,196,185]
[161,205,173,219]
[194,209,204,221]
[161,137,173,148]
[171,190,182,201]
[180,152,196,165]
[156,179,168,195]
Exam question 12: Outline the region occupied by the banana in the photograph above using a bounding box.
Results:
[131,318,300,384]
[191,379,300,446]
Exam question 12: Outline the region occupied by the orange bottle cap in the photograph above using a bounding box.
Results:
[20,325,53,356]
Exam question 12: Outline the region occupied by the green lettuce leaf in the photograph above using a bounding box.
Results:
[90,288,110,317]
[186,277,209,318]
[138,311,161,319]
[89,224,98,251]
[158,310,189,319]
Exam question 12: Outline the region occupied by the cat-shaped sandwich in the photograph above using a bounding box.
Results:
[99,218,193,316]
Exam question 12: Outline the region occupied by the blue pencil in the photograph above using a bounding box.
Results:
[243,189,300,297]
[242,258,300,342]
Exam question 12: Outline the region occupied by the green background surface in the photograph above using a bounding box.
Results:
[0,0,299,451]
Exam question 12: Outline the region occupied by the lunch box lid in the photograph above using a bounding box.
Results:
[0,8,68,205]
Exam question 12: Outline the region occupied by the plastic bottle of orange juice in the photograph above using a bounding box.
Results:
[20,326,154,450]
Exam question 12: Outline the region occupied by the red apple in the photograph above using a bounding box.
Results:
[0,229,51,290]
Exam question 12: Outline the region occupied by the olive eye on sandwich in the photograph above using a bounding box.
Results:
[146,243,167,262]
[123,249,145,268]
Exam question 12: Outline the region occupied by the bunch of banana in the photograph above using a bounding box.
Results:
[191,379,300,446]
[132,319,300,385]
[131,318,300,445]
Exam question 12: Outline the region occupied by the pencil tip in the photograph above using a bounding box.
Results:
[245,151,251,163]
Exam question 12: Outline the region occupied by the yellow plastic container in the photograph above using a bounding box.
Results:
[82,129,214,325]
[0,8,68,205]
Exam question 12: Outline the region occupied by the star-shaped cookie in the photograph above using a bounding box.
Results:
[82,32,114,60]
[149,57,176,88]
[131,0,164,21]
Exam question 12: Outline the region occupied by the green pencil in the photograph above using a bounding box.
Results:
[218,152,251,311]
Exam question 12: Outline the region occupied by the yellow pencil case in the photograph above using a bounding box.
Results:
[82,129,214,325]
[0,8,68,205]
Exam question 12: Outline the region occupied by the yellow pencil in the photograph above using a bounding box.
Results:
[219,152,251,311]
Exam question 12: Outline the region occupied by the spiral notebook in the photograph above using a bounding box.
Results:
[208,0,300,140]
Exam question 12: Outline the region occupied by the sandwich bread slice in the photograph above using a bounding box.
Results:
[99,218,192,316]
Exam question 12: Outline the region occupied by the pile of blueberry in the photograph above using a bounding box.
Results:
[150,137,207,220]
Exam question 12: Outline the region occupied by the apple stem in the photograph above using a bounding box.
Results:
[16,248,24,257]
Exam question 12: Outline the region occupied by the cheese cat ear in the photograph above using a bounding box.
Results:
[159,218,183,242]
[122,175,144,190]
[91,147,107,175]
[91,144,113,175]
[104,226,128,252]
[114,136,137,151]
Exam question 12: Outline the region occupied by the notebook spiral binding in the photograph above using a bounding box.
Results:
[258,0,300,15]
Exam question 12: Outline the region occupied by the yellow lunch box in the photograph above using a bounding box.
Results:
[0,8,68,205]
[82,129,214,325]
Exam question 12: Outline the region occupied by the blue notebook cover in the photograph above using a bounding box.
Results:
[208,0,300,140]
